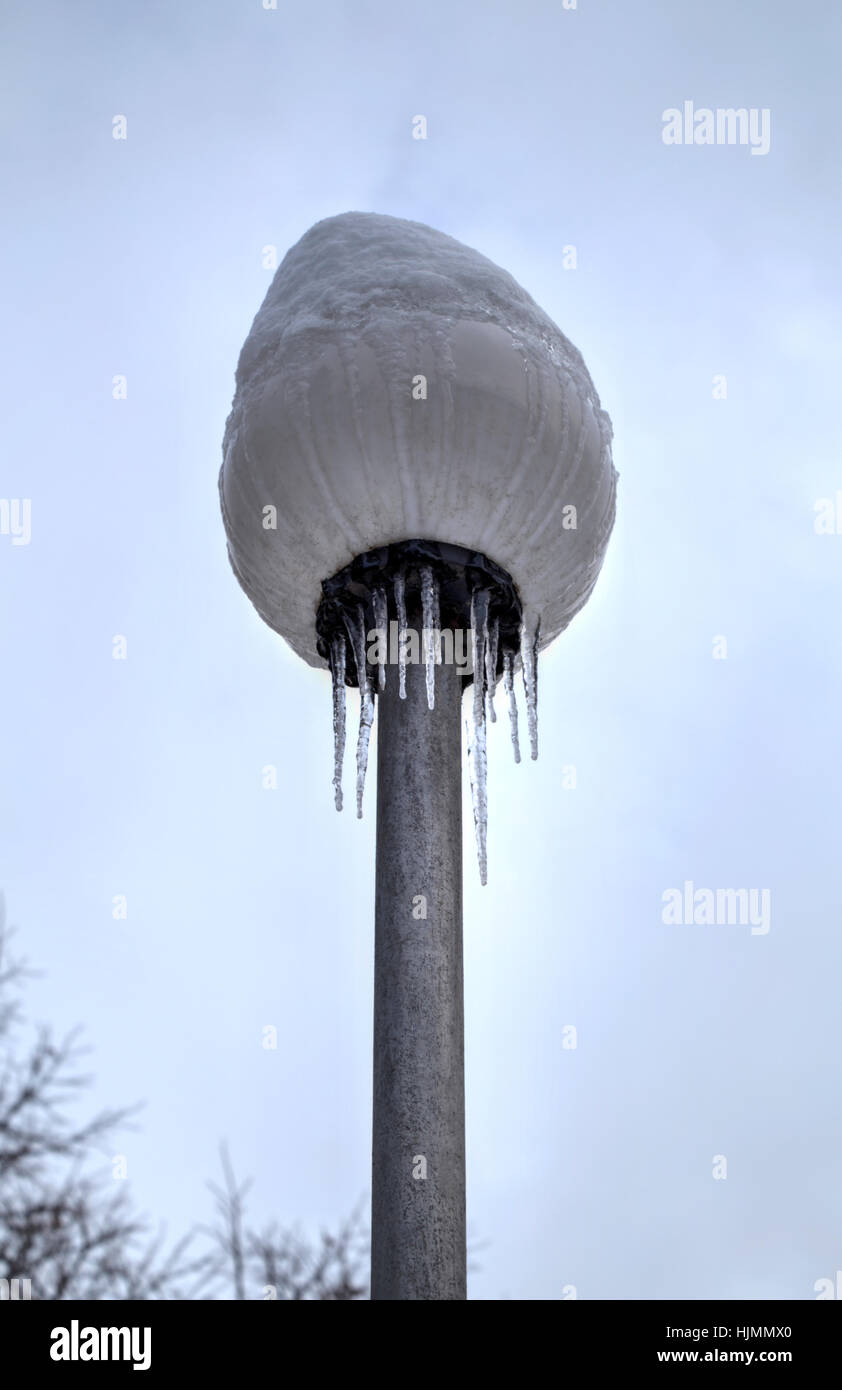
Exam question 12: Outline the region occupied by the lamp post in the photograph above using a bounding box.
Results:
[219,212,616,1300]
[372,634,465,1300]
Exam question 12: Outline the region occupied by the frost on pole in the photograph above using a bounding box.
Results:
[219,211,617,879]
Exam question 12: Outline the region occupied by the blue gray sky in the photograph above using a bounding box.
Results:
[2,0,841,1298]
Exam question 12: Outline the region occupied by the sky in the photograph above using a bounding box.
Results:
[2,0,841,1299]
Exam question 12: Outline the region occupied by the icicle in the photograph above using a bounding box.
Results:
[520,619,540,761]
[329,632,346,811]
[420,564,439,710]
[432,568,442,664]
[343,604,376,818]
[503,647,521,764]
[355,672,375,819]
[485,614,499,723]
[465,708,488,887]
[470,588,489,725]
[468,588,490,884]
[394,570,407,700]
[372,585,388,692]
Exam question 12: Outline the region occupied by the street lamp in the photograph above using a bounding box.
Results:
[220,212,616,1299]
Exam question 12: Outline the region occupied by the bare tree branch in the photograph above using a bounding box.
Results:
[0,900,368,1301]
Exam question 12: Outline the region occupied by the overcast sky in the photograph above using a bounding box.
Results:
[2,0,841,1299]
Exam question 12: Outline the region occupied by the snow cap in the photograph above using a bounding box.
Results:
[220,212,616,670]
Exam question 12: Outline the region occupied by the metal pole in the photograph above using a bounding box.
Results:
[371,630,467,1300]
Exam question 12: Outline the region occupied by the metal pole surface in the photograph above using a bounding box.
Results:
[371,633,466,1300]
